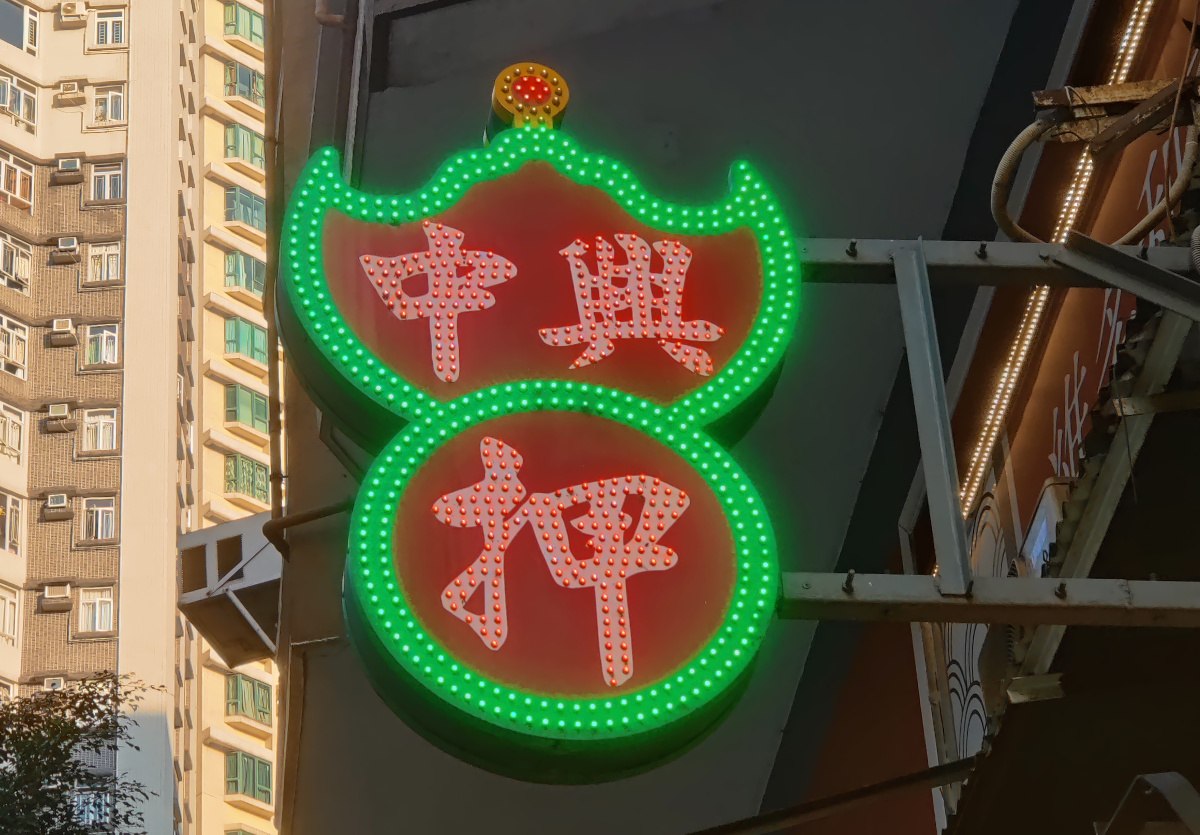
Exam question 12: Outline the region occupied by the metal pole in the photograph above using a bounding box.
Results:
[689,757,977,835]
[894,242,973,595]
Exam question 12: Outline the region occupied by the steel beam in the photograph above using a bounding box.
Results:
[1089,77,1200,161]
[894,243,972,596]
[1109,389,1200,417]
[799,238,1193,288]
[1055,232,1200,323]
[1100,773,1200,835]
[691,757,977,835]
[1021,311,1193,674]
[780,573,1200,627]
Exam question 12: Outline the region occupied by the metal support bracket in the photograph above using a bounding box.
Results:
[1099,773,1200,835]
[780,573,1200,627]
[1108,389,1200,417]
[1056,231,1200,323]
[893,242,972,596]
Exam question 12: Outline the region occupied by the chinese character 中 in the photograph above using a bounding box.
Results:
[539,233,724,375]
[432,436,689,687]
[360,222,517,383]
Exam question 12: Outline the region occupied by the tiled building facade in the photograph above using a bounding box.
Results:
[2,158,126,694]
[0,0,277,832]
[175,0,279,832]
[0,0,132,698]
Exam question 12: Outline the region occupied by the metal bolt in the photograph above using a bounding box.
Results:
[842,569,856,594]
[801,581,811,590]
[1139,244,1149,261]
[976,242,988,259]
[845,239,858,258]
[1055,581,1068,599]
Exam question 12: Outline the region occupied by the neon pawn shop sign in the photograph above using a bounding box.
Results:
[278,62,800,782]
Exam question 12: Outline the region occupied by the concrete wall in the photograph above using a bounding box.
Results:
[279,0,1019,832]
[118,1,180,832]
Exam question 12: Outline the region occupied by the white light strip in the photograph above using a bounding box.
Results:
[958,0,1157,517]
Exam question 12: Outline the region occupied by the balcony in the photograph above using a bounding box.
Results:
[223,152,264,181]
[223,419,269,449]
[226,709,273,742]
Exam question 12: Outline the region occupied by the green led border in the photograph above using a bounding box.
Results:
[280,127,800,763]
[347,381,778,743]
[280,126,801,433]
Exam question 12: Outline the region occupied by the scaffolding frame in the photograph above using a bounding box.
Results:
[782,234,1200,628]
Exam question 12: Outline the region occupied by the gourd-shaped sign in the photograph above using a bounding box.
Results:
[278,63,800,782]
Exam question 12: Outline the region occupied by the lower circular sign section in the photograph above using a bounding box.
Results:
[345,390,778,782]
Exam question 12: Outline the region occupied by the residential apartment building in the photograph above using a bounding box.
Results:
[0,0,276,832]
[0,0,177,830]
[175,0,279,832]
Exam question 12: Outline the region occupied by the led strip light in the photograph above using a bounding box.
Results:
[959,0,1157,517]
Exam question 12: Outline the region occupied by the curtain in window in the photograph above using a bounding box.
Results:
[224,251,266,294]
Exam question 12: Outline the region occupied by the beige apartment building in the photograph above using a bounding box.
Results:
[0,0,277,832]
[175,0,280,832]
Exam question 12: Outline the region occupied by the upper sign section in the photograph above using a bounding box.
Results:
[280,128,799,444]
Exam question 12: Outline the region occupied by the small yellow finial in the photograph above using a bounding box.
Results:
[491,62,569,132]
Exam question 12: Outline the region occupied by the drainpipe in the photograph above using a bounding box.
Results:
[315,0,347,28]
[264,0,285,528]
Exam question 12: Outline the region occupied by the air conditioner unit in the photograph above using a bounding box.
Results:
[57,158,80,172]
[43,582,70,598]
[43,677,66,691]
[59,82,80,95]
[48,404,69,418]
[59,2,86,20]
[52,319,73,333]
[57,237,78,252]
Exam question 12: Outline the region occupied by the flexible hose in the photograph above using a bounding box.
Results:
[1116,124,1200,245]
[991,120,1053,243]
[992,121,1199,246]
[1191,222,1200,276]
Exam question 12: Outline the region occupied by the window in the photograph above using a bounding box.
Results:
[0,1,36,54]
[85,324,118,365]
[224,122,265,169]
[224,2,264,46]
[0,148,32,208]
[82,498,115,541]
[93,85,124,124]
[0,313,26,378]
[0,584,16,645]
[225,317,267,364]
[0,679,12,700]
[224,251,265,296]
[0,71,36,131]
[94,10,124,45]
[225,384,267,432]
[0,231,30,292]
[73,790,113,828]
[0,402,22,461]
[226,673,271,723]
[224,186,265,231]
[224,454,268,503]
[0,490,20,554]
[225,751,271,804]
[87,243,120,283]
[78,587,113,631]
[90,162,122,200]
[82,409,117,452]
[223,61,264,107]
